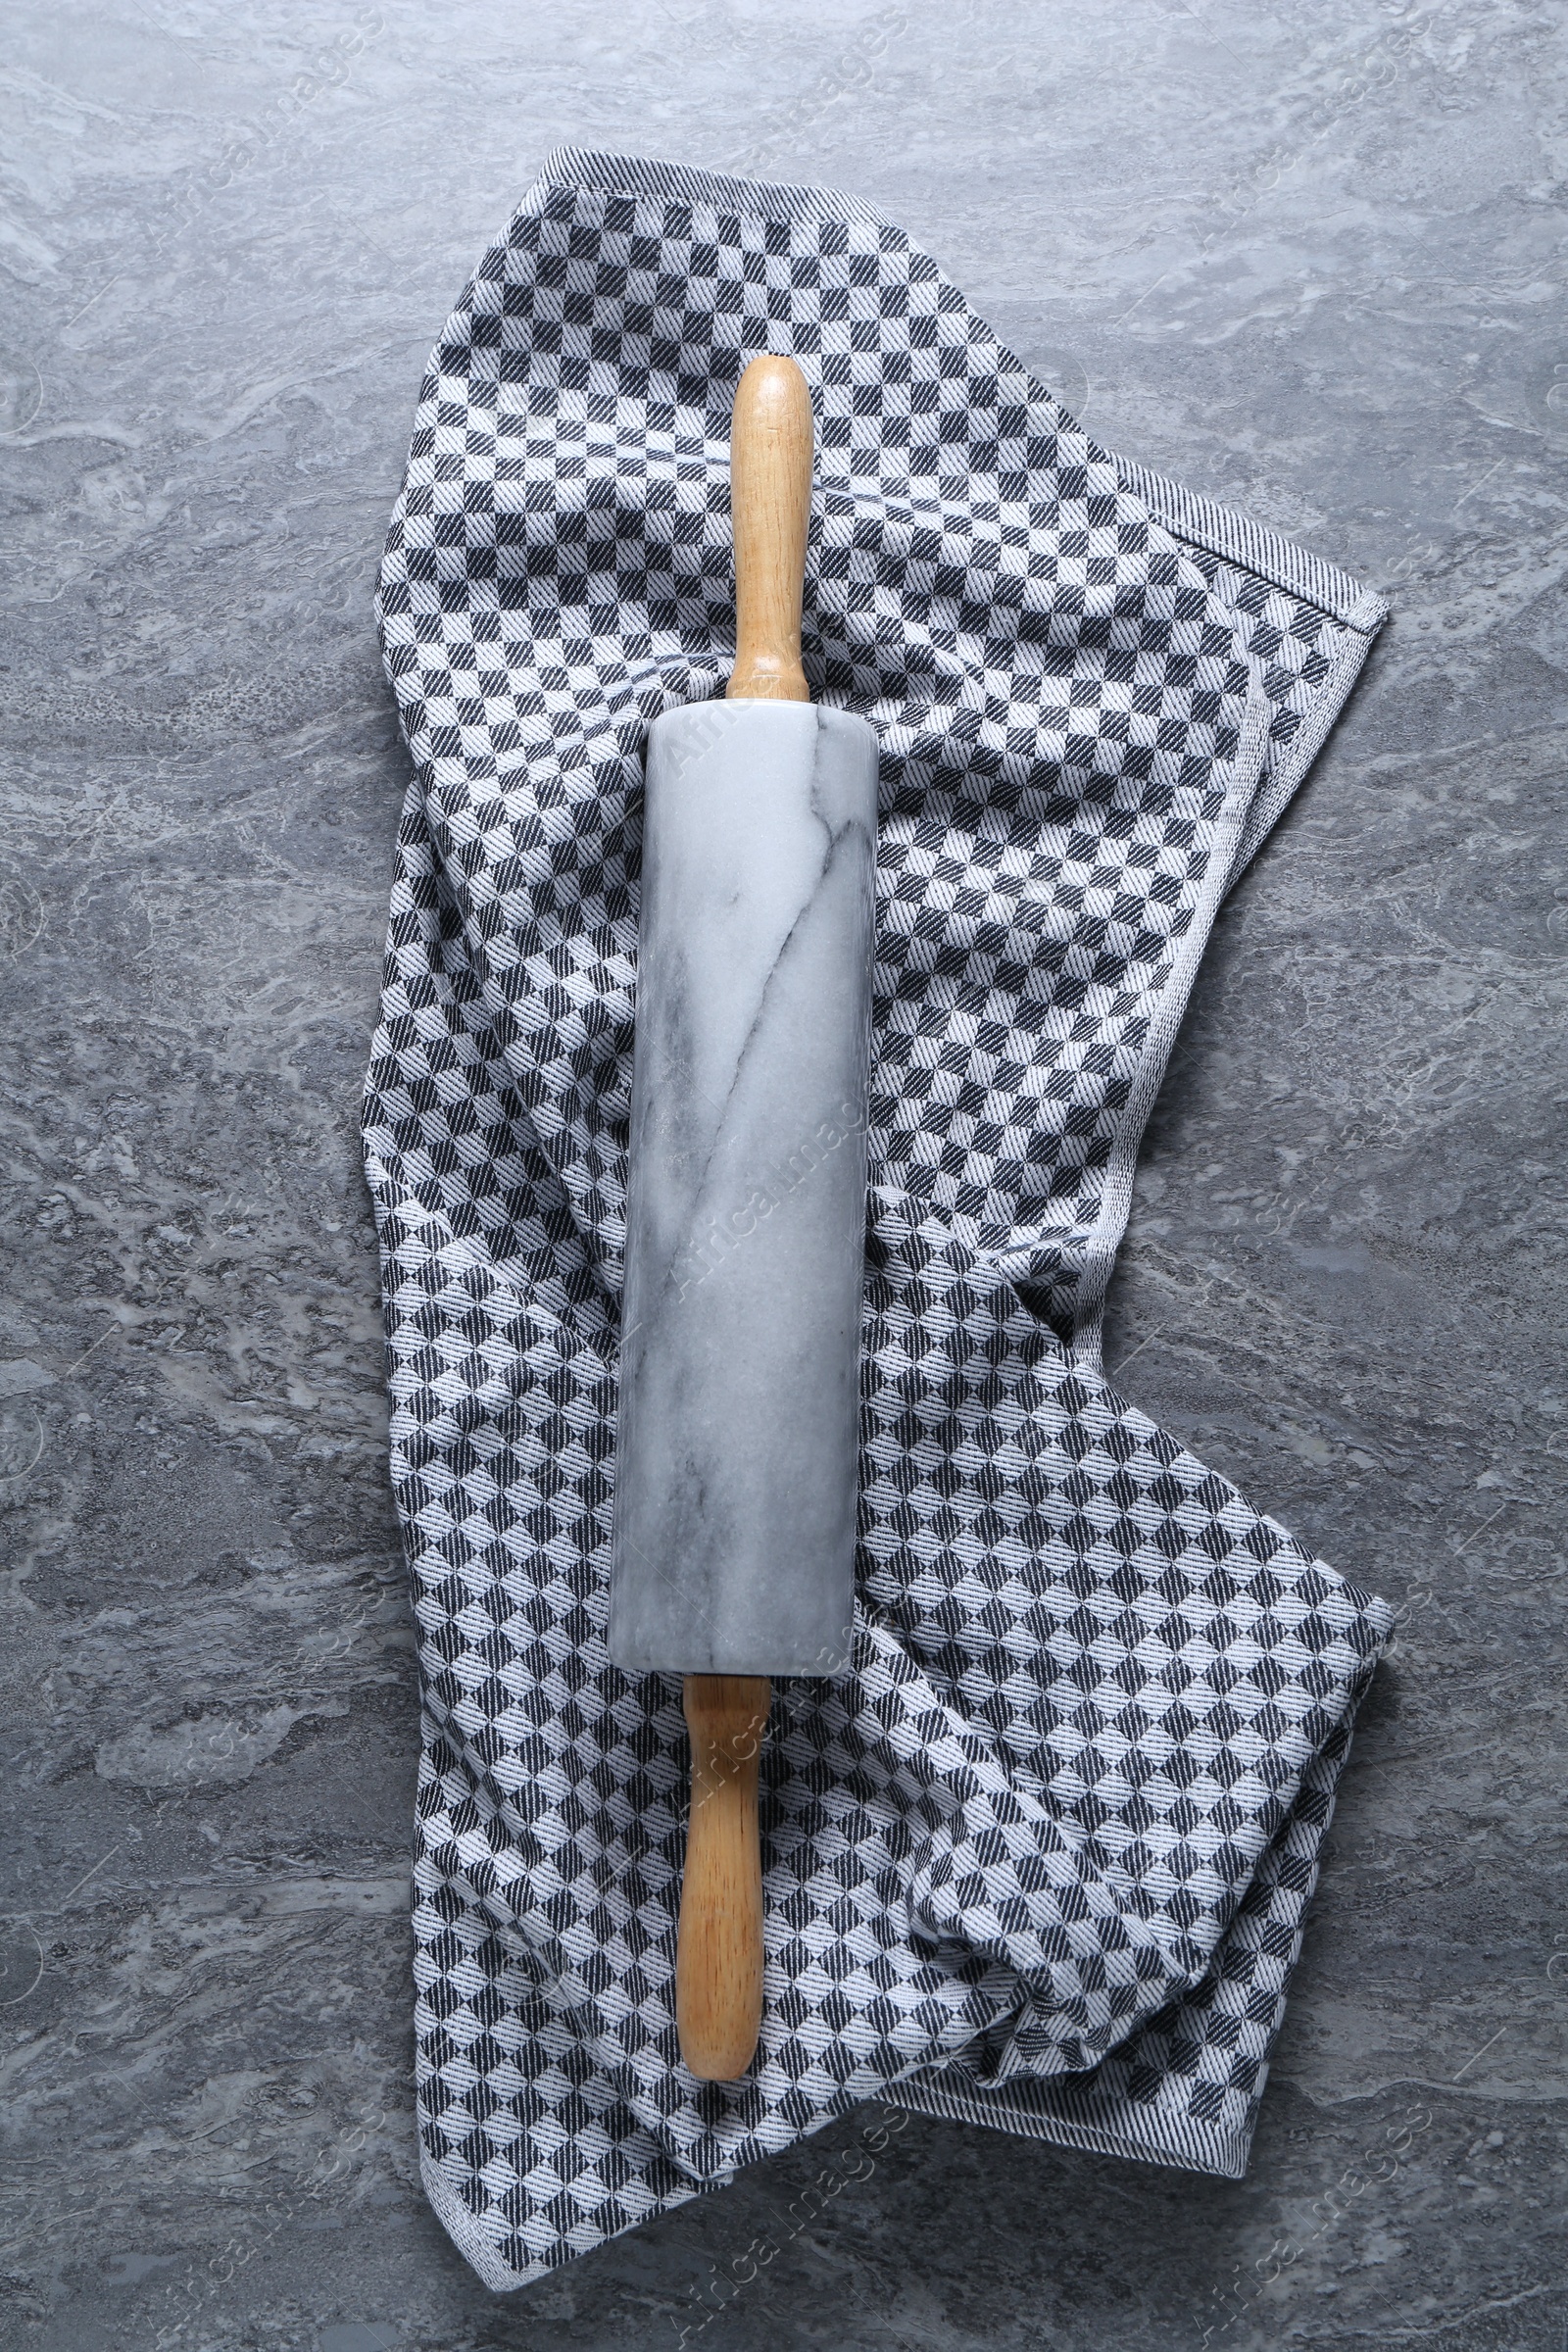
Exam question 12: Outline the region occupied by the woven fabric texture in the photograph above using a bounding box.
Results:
[365,147,1393,2291]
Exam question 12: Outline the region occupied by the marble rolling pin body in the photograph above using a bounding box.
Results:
[610,355,877,2081]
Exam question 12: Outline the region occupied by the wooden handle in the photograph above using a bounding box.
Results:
[727,354,813,703]
[676,1674,769,2080]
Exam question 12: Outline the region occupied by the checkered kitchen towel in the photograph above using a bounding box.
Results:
[365,147,1394,2290]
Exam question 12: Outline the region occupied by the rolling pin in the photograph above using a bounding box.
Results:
[610,354,878,2081]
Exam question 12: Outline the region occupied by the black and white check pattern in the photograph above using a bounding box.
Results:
[365,149,1392,2291]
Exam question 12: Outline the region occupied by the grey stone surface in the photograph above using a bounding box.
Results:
[0,2,1563,2346]
[613,701,875,1678]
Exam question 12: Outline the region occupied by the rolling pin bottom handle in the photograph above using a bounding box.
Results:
[676,1673,770,2082]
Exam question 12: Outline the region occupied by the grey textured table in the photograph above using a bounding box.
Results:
[2,5,1564,2347]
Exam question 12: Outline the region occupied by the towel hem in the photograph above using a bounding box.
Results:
[1117,459,1387,634]
[534,141,901,234]
[419,2150,528,2293]
[882,2072,1248,2181]
[1063,680,1273,1362]
[1228,607,1384,881]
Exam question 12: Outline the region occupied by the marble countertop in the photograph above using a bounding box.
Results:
[2,4,1564,2346]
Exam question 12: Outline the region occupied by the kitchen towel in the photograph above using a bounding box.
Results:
[365,146,1393,2291]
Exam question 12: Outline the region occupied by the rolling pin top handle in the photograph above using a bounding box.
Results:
[727,353,814,705]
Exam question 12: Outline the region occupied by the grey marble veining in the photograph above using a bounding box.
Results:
[1,2,1565,2346]
[612,700,877,1678]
